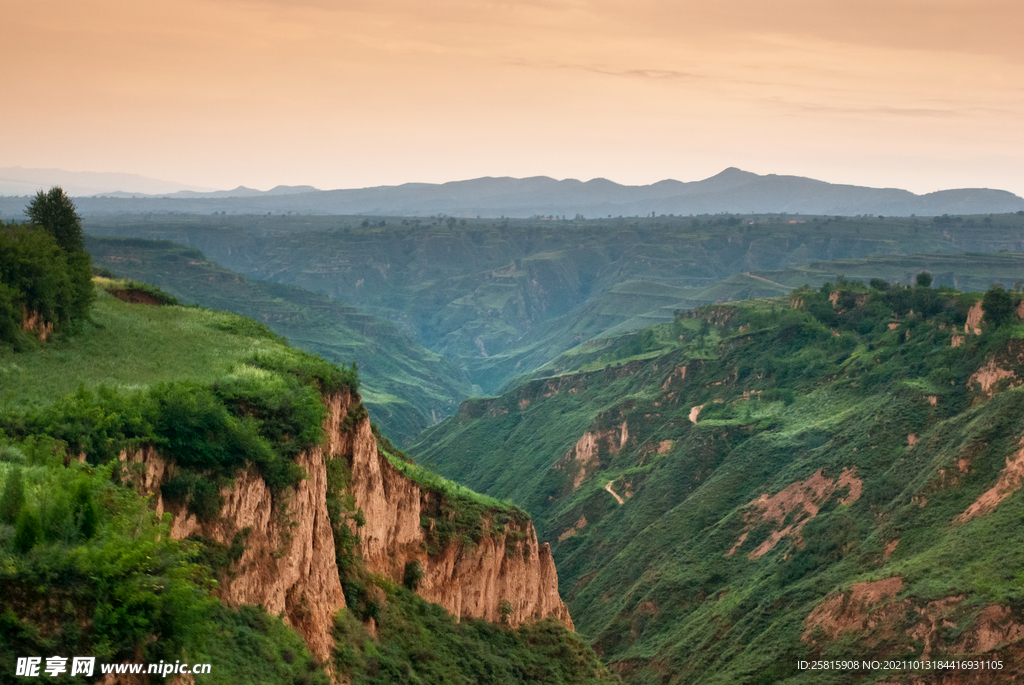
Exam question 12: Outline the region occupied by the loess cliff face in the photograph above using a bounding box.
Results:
[341,410,573,629]
[124,391,351,663]
[126,389,572,664]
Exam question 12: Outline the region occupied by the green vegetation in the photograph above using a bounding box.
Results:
[0,287,348,682]
[85,236,474,444]
[0,458,328,684]
[0,300,351,498]
[414,280,1024,683]
[333,579,619,685]
[0,189,93,346]
[0,460,218,677]
[324,455,365,578]
[1,272,611,683]
[195,605,329,685]
[83,211,1024,393]
[26,187,87,253]
[0,223,92,346]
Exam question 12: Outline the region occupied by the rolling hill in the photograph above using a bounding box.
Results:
[412,282,1024,683]
[0,278,615,685]
[81,212,1024,393]
[84,236,475,444]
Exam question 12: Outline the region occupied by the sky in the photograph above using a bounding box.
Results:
[4,0,1023,194]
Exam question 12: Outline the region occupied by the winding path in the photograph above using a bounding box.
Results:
[743,272,794,290]
[605,480,625,506]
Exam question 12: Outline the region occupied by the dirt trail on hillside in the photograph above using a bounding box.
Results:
[743,272,794,290]
[605,481,625,506]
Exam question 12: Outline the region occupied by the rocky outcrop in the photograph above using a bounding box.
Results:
[342,415,574,629]
[957,438,1024,523]
[727,467,863,560]
[804,576,1024,669]
[126,388,573,665]
[124,393,352,663]
[556,422,630,490]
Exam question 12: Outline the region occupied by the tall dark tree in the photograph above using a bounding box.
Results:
[0,466,26,525]
[982,285,1014,328]
[25,186,85,253]
[0,190,94,345]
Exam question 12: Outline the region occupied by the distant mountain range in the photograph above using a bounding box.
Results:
[0,166,215,197]
[2,167,1023,217]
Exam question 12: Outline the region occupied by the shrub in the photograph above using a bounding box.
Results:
[403,560,424,591]
[75,482,98,540]
[213,370,326,461]
[13,506,41,553]
[0,465,25,524]
[499,599,513,625]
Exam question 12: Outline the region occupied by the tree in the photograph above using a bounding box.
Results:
[869,278,889,291]
[915,272,932,288]
[982,285,1014,329]
[13,506,42,553]
[26,186,85,253]
[0,223,93,341]
[0,466,25,524]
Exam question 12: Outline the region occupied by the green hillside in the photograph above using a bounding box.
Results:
[0,282,614,684]
[413,281,1024,683]
[684,252,1024,310]
[0,286,348,683]
[84,236,475,444]
[83,212,1024,393]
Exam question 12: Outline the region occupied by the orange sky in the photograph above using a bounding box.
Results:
[4,0,1022,194]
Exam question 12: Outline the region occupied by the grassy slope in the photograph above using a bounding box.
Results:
[0,285,616,685]
[85,236,475,444]
[83,213,1024,393]
[413,284,1024,683]
[0,289,276,408]
[0,289,340,683]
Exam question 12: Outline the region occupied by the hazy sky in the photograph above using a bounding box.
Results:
[4,0,1022,193]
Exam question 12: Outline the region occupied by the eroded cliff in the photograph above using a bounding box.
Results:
[125,388,572,666]
[341,408,573,629]
[124,392,351,662]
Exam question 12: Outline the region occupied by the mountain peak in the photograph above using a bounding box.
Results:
[709,167,758,180]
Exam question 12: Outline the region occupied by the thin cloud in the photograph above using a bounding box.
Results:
[767,98,964,119]
[506,58,702,81]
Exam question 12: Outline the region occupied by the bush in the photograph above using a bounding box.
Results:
[162,472,225,521]
[0,464,220,671]
[213,370,326,461]
[13,506,41,553]
[332,585,619,684]
[0,465,25,524]
[869,278,889,291]
[403,560,424,591]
